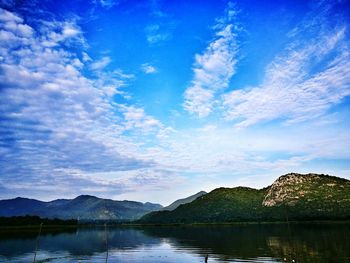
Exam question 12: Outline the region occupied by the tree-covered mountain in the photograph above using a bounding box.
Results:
[0,195,162,221]
[139,173,350,224]
[162,191,207,211]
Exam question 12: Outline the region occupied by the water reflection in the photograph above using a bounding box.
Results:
[0,223,349,262]
[143,224,350,262]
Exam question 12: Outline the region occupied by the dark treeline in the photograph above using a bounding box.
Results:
[0,215,77,226]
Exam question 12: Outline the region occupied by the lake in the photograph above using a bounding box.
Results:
[0,223,349,262]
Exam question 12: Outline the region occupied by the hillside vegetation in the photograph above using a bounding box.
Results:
[139,173,350,223]
[0,195,162,221]
[162,191,207,211]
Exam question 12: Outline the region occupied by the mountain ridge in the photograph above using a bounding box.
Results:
[162,191,207,211]
[0,195,162,221]
[139,173,350,223]
[2,173,349,223]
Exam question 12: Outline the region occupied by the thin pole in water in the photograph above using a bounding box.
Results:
[284,205,296,262]
[104,222,109,263]
[32,222,43,263]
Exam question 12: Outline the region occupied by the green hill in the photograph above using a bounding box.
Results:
[139,173,350,224]
[162,191,207,211]
[0,195,162,221]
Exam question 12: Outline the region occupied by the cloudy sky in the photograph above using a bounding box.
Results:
[0,0,349,205]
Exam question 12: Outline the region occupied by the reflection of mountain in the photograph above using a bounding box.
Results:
[267,236,322,262]
[143,225,273,261]
[0,195,162,220]
[1,224,349,262]
[142,224,350,262]
[266,224,350,262]
[0,227,160,258]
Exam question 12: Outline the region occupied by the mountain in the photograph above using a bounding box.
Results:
[162,191,207,211]
[0,195,162,221]
[139,173,350,224]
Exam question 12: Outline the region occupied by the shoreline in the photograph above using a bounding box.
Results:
[1,219,350,230]
[118,219,350,227]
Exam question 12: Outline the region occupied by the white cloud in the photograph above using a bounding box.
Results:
[0,7,175,198]
[183,86,214,118]
[145,24,170,44]
[0,8,22,23]
[82,51,92,62]
[90,56,111,71]
[183,3,239,117]
[148,118,350,182]
[99,0,118,9]
[39,20,85,48]
[121,105,162,132]
[222,26,350,128]
[62,23,80,38]
[141,63,157,74]
[144,1,176,47]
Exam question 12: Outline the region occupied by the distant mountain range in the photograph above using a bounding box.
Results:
[162,191,207,211]
[0,195,162,221]
[2,173,349,224]
[139,173,350,223]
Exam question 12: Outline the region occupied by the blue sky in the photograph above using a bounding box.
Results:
[0,0,350,205]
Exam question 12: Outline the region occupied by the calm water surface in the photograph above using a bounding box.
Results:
[0,223,349,263]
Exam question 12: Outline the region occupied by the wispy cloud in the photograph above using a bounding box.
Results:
[145,23,171,44]
[183,2,240,117]
[121,105,162,132]
[150,119,350,180]
[141,63,157,74]
[222,5,350,128]
[144,0,175,45]
[98,0,118,9]
[0,7,173,198]
[90,56,111,71]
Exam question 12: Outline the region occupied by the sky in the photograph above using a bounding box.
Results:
[0,0,350,205]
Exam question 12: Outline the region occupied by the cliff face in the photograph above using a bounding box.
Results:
[262,173,350,208]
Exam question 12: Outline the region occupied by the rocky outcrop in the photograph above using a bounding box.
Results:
[262,173,350,207]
